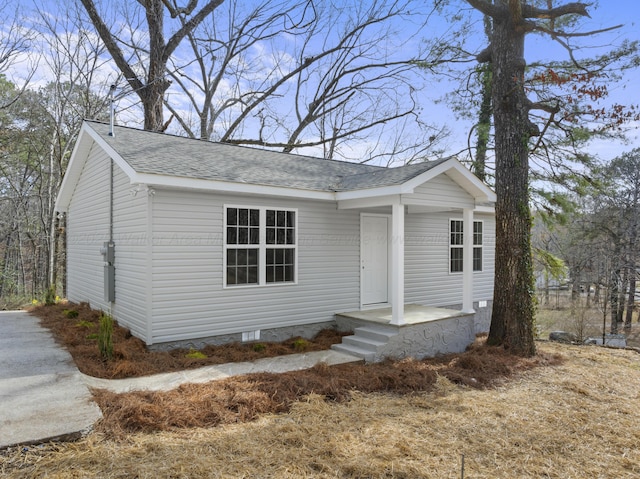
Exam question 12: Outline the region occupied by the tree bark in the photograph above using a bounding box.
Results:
[484,2,536,356]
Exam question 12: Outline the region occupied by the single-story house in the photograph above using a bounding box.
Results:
[55,120,496,360]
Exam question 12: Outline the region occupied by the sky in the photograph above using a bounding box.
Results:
[3,0,640,166]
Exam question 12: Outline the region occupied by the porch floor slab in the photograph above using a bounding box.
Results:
[337,304,467,325]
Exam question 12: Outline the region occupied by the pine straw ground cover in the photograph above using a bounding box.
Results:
[30,302,349,379]
[2,343,640,478]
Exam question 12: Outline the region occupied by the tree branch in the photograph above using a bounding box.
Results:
[464,0,503,19]
[522,2,591,20]
[79,0,144,93]
[163,0,224,62]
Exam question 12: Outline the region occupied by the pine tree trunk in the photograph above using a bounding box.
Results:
[486,4,536,356]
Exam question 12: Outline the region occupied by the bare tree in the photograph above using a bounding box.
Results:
[0,2,36,109]
[79,0,225,131]
[164,0,457,163]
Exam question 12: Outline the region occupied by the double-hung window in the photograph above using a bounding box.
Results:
[449,219,483,273]
[225,206,297,287]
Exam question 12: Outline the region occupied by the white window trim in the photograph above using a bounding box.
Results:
[449,218,483,274]
[223,204,298,288]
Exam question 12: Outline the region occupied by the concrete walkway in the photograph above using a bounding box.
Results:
[0,311,102,449]
[0,310,361,448]
[82,350,362,394]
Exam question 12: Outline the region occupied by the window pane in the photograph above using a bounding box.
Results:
[237,267,247,284]
[266,209,275,226]
[277,210,285,227]
[248,266,258,283]
[227,268,237,285]
[266,247,295,283]
[266,266,274,283]
[474,222,483,246]
[450,248,463,273]
[227,208,237,225]
[287,211,295,227]
[250,209,259,226]
[238,227,248,244]
[450,220,463,246]
[227,248,258,285]
[227,227,237,244]
[286,229,294,245]
[277,228,285,245]
[239,208,248,226]
[250,227,259,244]
[237,249,247,265]
[266,228,275,245]
[473,247,483,272]
[284,265,294,282]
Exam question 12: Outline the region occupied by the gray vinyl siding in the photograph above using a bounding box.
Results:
[111,166,149,340]
[402,174,475,209]
[405,211,495,305]
[66,143,110,311]
[150,188,360,344]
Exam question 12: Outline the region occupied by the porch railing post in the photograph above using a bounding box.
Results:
[462,207,475,313]
[390,201,405,325]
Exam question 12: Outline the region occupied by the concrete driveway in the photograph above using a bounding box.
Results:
[0,311,102,449]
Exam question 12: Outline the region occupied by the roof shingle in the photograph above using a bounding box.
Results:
[87,121,446,192]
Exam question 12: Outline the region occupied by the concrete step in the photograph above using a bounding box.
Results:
[331,343,376,362]
[353,325,397,342]
[342,335,386,351]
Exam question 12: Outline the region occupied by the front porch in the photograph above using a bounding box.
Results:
[332,304,477,362]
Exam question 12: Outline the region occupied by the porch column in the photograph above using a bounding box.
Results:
[390,201,405,325]
[462,207,475,313]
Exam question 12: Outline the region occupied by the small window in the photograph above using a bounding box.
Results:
[224,206,297,287]
[473,221,483,272]
[450,219,483,273]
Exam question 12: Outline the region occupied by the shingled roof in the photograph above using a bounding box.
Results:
[85,121,447,192]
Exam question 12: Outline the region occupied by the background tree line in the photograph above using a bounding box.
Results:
[533,148,640,334]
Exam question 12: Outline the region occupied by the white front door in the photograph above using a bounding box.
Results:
[361,215,389,305]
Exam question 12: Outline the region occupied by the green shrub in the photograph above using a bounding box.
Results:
[185,349,207,359]
[252,343,266,352]
[86,333,99,340]
[98,314,114,360]
[75,320,94,328]
[292,338,309,352]
[44,286,57,306]
[63,309,79,319]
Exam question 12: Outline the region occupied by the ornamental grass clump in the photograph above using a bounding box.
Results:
[99,313,114,360]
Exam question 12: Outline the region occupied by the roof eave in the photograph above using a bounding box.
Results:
[134,172,336,201]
